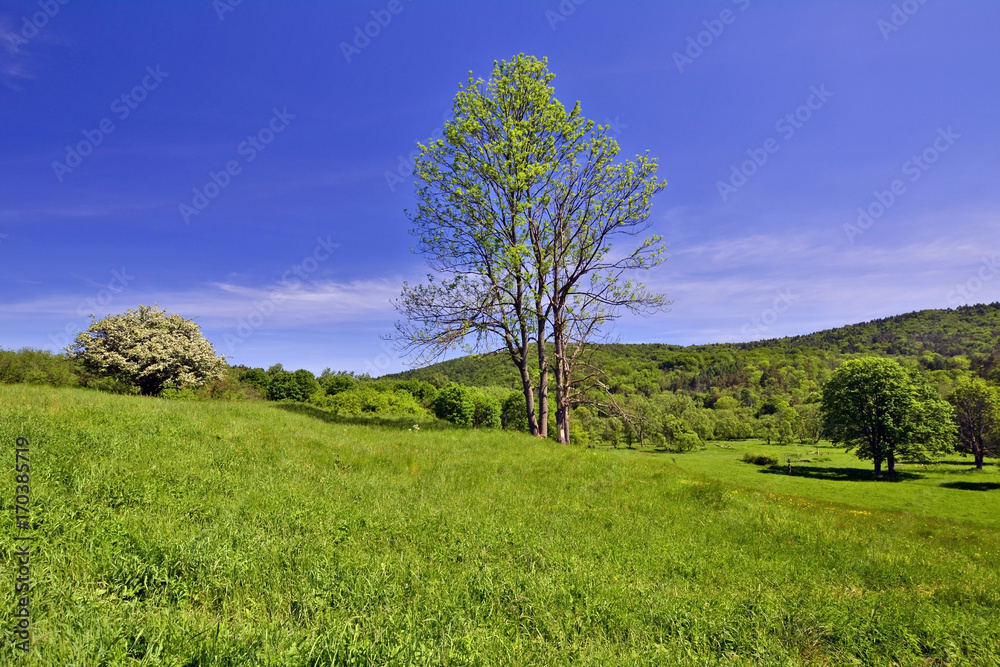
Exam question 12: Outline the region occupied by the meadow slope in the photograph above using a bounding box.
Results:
[2,385,999,665]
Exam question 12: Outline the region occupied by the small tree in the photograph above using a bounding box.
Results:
[431,384,475,426]
[949,376,1000,469]
[821,357,955,476]
[501,391,529,431]
[68,305,226,396]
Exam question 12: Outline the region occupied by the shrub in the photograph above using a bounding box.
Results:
[267,369,319,402]
[470,390,501,429]
[238,368,270,394]
[0,348,80,387]
[501,391,529,431]
[322,373,357,396]
[267,371,297,401]
[311,387,426,417]
[432,384,475,426]
[85,376,140,395]
[742,452,779,466]
[394,380,438,406]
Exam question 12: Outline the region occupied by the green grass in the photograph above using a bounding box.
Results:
[2,385,1000,665]
[658,440,1000,529]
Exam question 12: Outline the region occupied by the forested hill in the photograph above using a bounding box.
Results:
[747,302,1000,357]
[388,303,1000,393]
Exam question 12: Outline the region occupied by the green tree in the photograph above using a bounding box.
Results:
[394,54,571,438]
[267,370,297,401]
[821,357,955,476]
[238,368,270,394]
[68,305,226,396]
[292,369,320,401]
[948,376,1000,469]
[394,54,668,445]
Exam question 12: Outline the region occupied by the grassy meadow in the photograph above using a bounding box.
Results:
[2,384,1000,665]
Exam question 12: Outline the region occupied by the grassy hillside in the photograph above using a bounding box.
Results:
[2,385,1000,664]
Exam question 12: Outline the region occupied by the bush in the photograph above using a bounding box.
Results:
[238,368,270,394]
[267,369,319,402]
[432,384,475,426]
[501,391,529,431]
[85,376,140,395]
[470,390,501,429]
[321,373,357,396]
[742,452,779,466]
[0,348,80,387]
[311,387,426,417]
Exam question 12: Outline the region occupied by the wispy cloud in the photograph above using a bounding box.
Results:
[0,278,403,326]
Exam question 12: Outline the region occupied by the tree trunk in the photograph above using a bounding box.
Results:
[552,321,571,444]
[887,452,896,476]
[535,337,549,439]
[874,458,882,477]
[975,449,985,470]
[519,360,540,437]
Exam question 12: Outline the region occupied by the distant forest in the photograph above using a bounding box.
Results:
[385,303,1000,447]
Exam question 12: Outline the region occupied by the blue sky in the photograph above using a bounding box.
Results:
[2,0,998,375]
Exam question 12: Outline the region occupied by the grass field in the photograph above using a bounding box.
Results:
[2,385,1000,665]
[643,441,1000,529]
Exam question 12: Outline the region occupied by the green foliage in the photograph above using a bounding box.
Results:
[320,371,357,396]
[431,383,475,427]
[266,369,319,402]
[470,389,502,429]
[85,376,140,395]
[742,452,779,466]
[292,369,320,399]
[712,410,754,440]
[0,347,80,387]
[68,304,227,395]
[311,386,427,417]
[237,367,270,394]
[266,370,296,401]
[501,391,530,431]
[949,376,1000,468]
[657,414,701,453]
[821,357,956,475]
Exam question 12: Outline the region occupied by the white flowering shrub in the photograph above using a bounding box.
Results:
[68,304,227,396]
